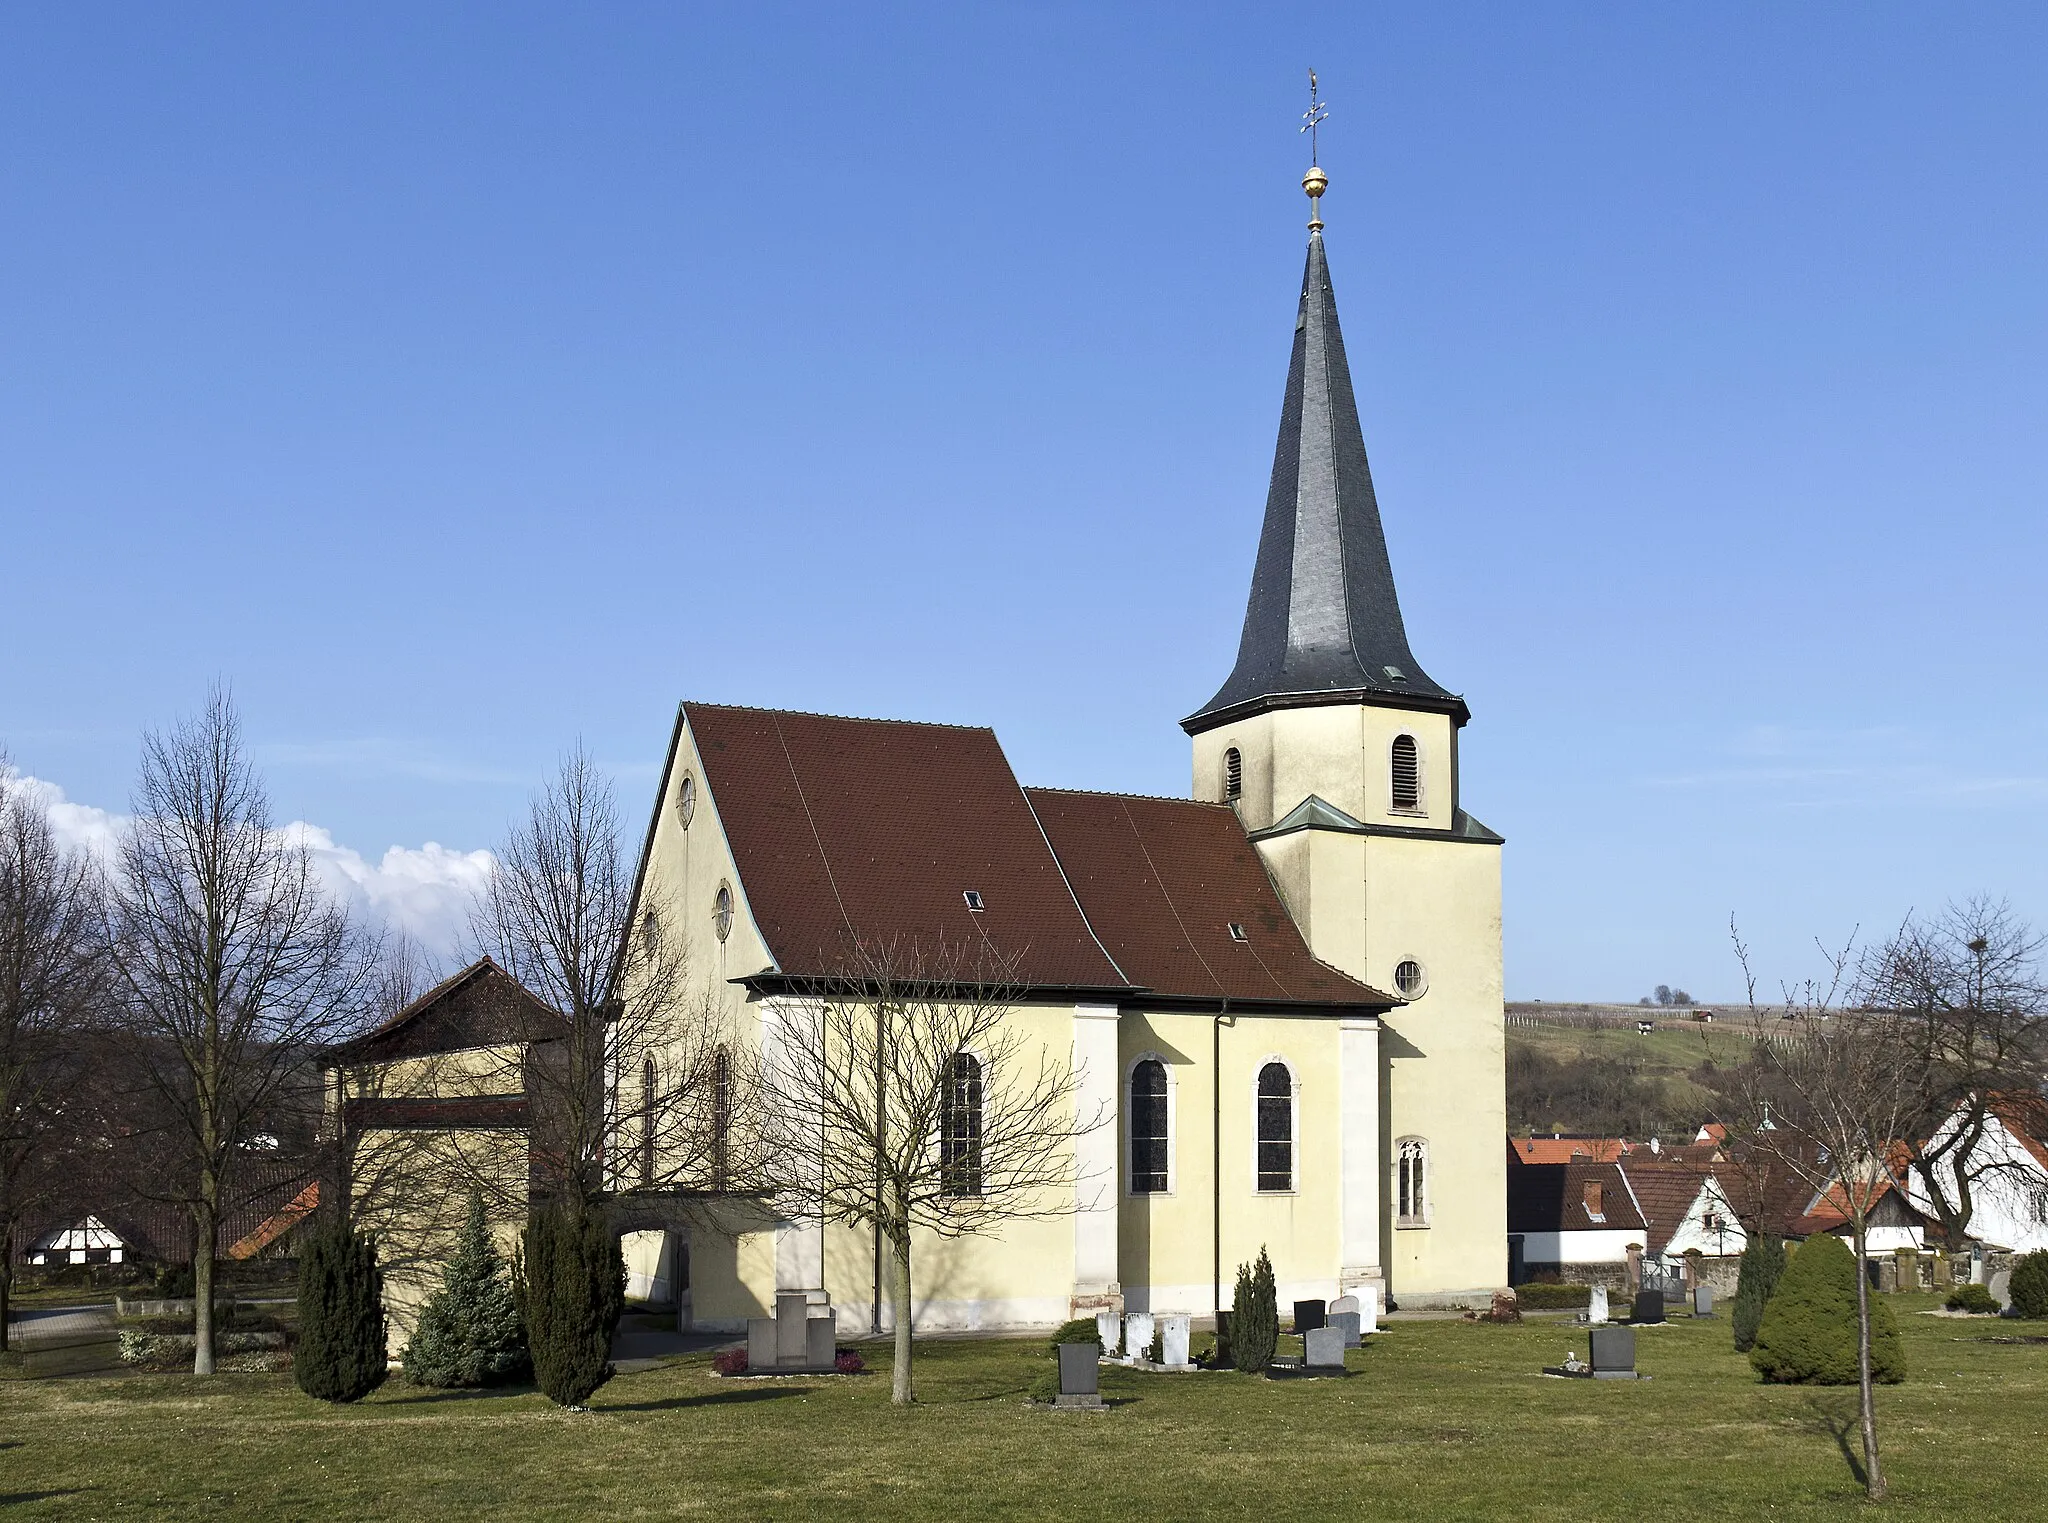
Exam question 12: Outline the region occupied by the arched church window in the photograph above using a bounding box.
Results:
[1390,735,1421,812]
[1224,748,1243,802]
[712,884,733,942]
[1256,1062,1294,1192]
[1398,1137,1429,1226]
[640,1057,657,1189]
[940,1052,984,1198]
[1129,1059,1170,1193]
[711,1047,732,1189]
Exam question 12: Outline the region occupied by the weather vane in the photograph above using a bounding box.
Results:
[1301,69,1328,166]
[1300,69,1329,231]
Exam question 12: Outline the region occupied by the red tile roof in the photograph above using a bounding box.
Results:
[1510,1136,1627,1164]
[323,958,561,1067]
[1506,1150,1648,1236]
[682,705,1393,1010]
[686,705,1128,991]
[1616,1160,1713,1254]
[1989,1092,2048,1174]
[1024,788,1389,1006]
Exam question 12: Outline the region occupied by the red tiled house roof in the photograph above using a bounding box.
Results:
[1506,1149,1648,1237]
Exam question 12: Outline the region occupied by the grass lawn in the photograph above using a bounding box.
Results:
[3,1295,2045,1520]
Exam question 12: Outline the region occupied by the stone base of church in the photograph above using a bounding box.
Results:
[1385,1285,1511,1312]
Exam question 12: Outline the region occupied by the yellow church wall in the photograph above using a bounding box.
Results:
[1116,1010,1349,1313]
[1191,706,1458,834]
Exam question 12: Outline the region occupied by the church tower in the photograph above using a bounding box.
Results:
[1185,159,1506,1300]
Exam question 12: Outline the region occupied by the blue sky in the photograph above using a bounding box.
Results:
[4,4,2044,998]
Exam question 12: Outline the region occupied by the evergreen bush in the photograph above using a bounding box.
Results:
[1750,1233,1905,1385]
[1730,1233,1786,1353]
[520,1204,624,1408]
[2008,1251,2048,1319]
[1946,1282,1999,1315]
[1513,1282,1591,1310]
[402,1192,530,1388]
[294,1219,388,1403]
[1048,1317,1101,1354]
[1229,1247,1279,1374]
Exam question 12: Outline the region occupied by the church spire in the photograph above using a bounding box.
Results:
[1184,145,1464,736]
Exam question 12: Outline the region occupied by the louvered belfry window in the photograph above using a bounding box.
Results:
[939,1052,984,1197]
[1130,1059,1169,1192]
[1256,1063,1294,1192]
[1224,747,1243,801]
[1390,735,1421,811]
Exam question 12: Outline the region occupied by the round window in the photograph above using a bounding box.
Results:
[676,775,696,828]
[1394,959,1427,998]
[712,884,733,942]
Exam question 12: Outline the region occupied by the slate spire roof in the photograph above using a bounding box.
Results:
[1186,225,1463,734]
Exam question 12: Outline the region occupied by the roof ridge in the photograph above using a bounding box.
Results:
[682,700,995,734]
[1026,784,1235,810]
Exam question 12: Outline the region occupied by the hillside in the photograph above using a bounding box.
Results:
[1503,1003,1733,1138]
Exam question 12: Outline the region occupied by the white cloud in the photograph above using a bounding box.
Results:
[5,769,492,960]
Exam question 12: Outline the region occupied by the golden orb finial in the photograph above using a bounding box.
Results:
[1303,163,1328,231]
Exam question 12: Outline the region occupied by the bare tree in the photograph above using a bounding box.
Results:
[463,746,761,1219]
[1719,921,1920,1502]
[760,938,1108,1404]
[104,691,373,1374]
[0,759,106,1349]
[1858,899,2048,1249]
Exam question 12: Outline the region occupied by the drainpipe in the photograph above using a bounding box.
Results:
[1213,1001,1231,1316]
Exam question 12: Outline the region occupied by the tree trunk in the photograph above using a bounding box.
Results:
[192,1202,217,1377]
[1851,1216,1885,1501]
[0,1217,12,1354]
[888,1227,914,1405]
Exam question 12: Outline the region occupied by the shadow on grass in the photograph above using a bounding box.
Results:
[1,1490,88,1506]
[603,1387,814,1413]
[1795,1394,1868,1488]
[384,1385,539,1407]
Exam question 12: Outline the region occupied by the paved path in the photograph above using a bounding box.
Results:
[8,1304,115,1346]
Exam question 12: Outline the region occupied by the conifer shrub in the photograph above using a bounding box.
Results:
[520,1204,624,1408]
[1946,1282,1999,1315]
[2009,1251,2048,1319]
[1730,1233,1786,1353]
[1229,1247,1279,1374]
[294,1219,388,1403]
[1750,1232,1905,1385]
[1048,1318,1101,1354]
[1512,1283,1591,1310]
[402,1192,530,1388]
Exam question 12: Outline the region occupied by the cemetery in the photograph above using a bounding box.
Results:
[4,1289,2046,1519]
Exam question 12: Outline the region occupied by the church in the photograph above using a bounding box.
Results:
[628,161,1508,1331]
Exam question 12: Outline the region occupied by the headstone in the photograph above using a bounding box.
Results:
[1055,1341,1101,1407]
[1329,1294,1360,1317]
[746,1317,777,1371]
[1158,1314,1192,1369]
[1358,1285,1379,1335]
[1293,1299,1327,1333]
[1124,1311,1155,1363]
[1303,1326,1347,1369]
[1094,1306,1121,1356]
[775,1292,810,1363]
[805,1312,836,1370]
[1630,1288,1664,1325]
[1328,1311,1362,1347]
[1990,1269,2013,1312]
[1587,1285,1609,1324]
[1588,1325,1637,1378]
[1692,1286,1715,1318]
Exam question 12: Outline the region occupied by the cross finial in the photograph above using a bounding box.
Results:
[1300,69,1329,230]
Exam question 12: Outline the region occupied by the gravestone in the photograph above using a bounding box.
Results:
[1094,1307,1121,1357]
[805,1310,836,1370]
[1586,1286,1609,1324]
[1330,1294,1359,1319]
[1589,1325,1638,1379]
[1990,1269,2013,1312]
[1055,1340,1102,1409]
[1124,1311,1155,1364]
[1630,1289,1665,1325]
[1293,1299,1327,1334]
[746,1316,777,1371]
[1358,1286,1379,1335]
[1303,1326,1347,1369]
[1328,1311,1362,1347]
[775,1292,810,1363]
[1158,1314,1192,1369]
[1692,1286,1715,1318]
